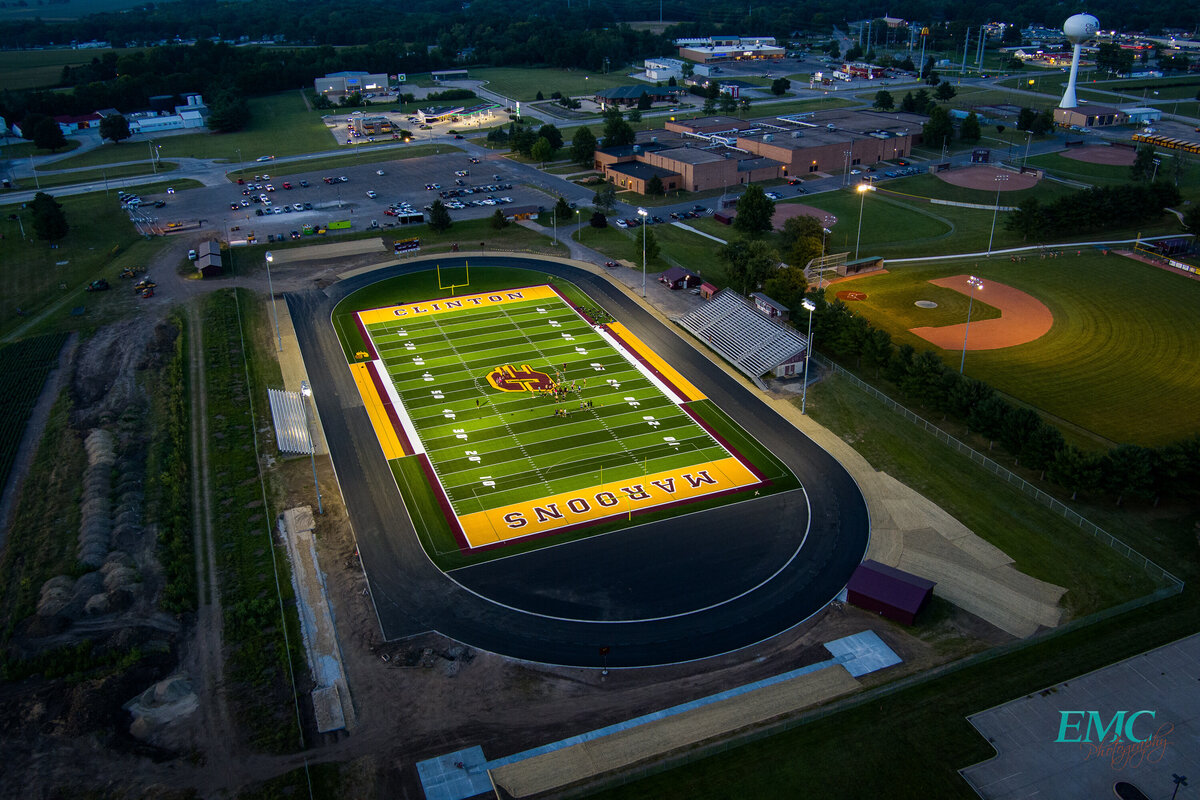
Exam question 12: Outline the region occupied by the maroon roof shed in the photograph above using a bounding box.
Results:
[846,559,935,626]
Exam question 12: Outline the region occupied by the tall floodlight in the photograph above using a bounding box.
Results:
[1060,14,1100,109]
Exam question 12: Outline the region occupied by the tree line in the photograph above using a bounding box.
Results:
[1006,181,1181,241]
[806,294,1200,507]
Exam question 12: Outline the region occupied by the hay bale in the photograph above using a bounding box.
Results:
[83,592,110,616]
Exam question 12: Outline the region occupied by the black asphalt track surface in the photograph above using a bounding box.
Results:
[288,256,869,667]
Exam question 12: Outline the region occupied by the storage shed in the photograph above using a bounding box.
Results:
[846,559,935,625]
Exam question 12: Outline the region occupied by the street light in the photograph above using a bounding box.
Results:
[637,207,649,296]
[1151,158,1161,182]
[854,183,874,260]
[575,208,581,247]
[264,251,282,351]
[959,275,984,373]
[300,381,323,515]
[986,174,1009,255]
[801,298,817,415]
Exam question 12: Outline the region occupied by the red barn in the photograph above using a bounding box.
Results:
[846,560,935,625]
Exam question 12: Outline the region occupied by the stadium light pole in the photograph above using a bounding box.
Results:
[637,207,649,296]
[265,251,282,351]
[959,275,984,374]
[854,183,874,260]
[300,382,324,515]
[801,298,817,415]
[986,174,1009,255]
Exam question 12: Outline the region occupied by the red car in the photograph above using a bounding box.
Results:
[282,182,292,189]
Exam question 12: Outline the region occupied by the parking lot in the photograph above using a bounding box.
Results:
[133,151,550,241]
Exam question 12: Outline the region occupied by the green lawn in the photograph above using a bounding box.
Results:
[0,182,186,340]
[1025,151,1133,185]
[468,66,636,101]
[224,144,453,182]
[0,138,81,160]
[37,92,337,169]
[6,161,178,192]
[822,253,1200,445]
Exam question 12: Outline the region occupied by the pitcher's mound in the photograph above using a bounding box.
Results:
[934,166,1039,191]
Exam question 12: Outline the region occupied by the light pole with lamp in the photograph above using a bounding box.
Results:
[637,207,649,296]
[801,298,817,415]
[575,208,581,246]
[552,205,557,245]
[299,381,323,515]
[264,251,282,351]
[986,174,1009,255]
[1151,158,1161,182]
[854,183,874,259]
[959,275,984,373]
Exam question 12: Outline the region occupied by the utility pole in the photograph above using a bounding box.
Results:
[960,27,971,81]
[977,27,986,72]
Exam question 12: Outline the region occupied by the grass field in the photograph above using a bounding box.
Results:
[6,161,178,192]
[37,92,336,169]
[224,144,454,181]
[0,333,69,494]
[469,66,635,101]
[0,47,143,88]
[823,253,1200,445]
[1024,151,1134,184]
[333,266,795,567]
[0,182,182,340]
[0,138,81,160]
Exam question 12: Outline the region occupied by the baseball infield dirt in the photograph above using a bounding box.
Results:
[910,275,1054,350]
[934,165,1040,191]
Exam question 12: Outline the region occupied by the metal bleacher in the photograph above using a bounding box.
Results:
[677,289,808,381]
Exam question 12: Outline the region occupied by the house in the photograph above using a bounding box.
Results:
[593,85,681,110]
[658,266,702,290]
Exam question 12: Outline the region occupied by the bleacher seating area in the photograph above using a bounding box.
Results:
[678,289,808,380]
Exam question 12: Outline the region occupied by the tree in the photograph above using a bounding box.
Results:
[681,62,695,79]
[738,96,752,116]
[636,91,652,111]
[934,80,956,101]
[628,109,642,123]
[862,327,893,377]
[872,90,894,111]
[645,175,664,196]
[922,106,954,151]
[1030,109,1054,136]
[1016,107,1038,131]
[30,191,68,240]
[98,113,131,143]
[1006,197,1047,242]
[31,117,67,152]
[531,136,554,165]
[593,183,617,213]
[427,199,452,232]
[570,126,597,167]
[702,95,717,115]
[554,196,572,221]
[490,208,509,229]
[960,111,982,143]
[667,76,677,87]
[589,211,608,228]
[535,90,544,101]
[1048,446,1103,500]
[1021,424,1065,479]
[733,184,776,237]
[207,92,251,133]
[720,239,778,295]
[601,108,635,147]
[925,69,939,86]
[761,266,808,313]
[900,91,918,113]
[921,56,935,81]
[719,93,737,114]
[1184,203,1200,235]
[636,225,660,262]
[780,215,824,251]
[770,77,792,96]
[510,125,537,156]
[537,124,563,152]
[1130,144,1158,182]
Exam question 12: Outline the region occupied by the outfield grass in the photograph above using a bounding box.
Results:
[0,183,182,340]
[1024,151,1133,184]
[469,66,636,101]
[589,371,1195,800]
[822,253,1200,445]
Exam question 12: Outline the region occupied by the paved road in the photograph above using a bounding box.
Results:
[288,255,869,668]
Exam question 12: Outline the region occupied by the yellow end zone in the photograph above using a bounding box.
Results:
[350,363,407,460]
[606,322,706,402]
[456,456,759,548]
[357,284,561,325]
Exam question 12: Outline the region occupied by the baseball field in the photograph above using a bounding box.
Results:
[825,252,1200,447]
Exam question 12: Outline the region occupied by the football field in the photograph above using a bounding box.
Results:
[352,284,763,548]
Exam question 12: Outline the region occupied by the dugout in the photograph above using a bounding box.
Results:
[846,560,934,626]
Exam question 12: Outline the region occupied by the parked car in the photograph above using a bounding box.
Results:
[614,218,628,229]
[366,190,378,199]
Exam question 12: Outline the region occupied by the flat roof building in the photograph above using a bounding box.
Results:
[678,36,786,63]
[315,71,389,97]
[1053,105,1128,128]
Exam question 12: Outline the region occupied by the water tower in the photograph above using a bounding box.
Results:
[1060,13,1100,108]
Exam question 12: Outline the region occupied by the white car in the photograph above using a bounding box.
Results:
[255,155,275,162]
[376,169,385,176]
[366,190,378,199]
[614,218,628,229]
[292,203,304,212]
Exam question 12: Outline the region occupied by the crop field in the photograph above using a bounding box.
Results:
[0,333,69,491]
[348,284,764,551]
[0,47,141,88]
[824,252,1200,446]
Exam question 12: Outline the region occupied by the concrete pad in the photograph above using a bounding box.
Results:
[824,630,903,677]
[416,747,493,800]
[962,633,1200,799]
